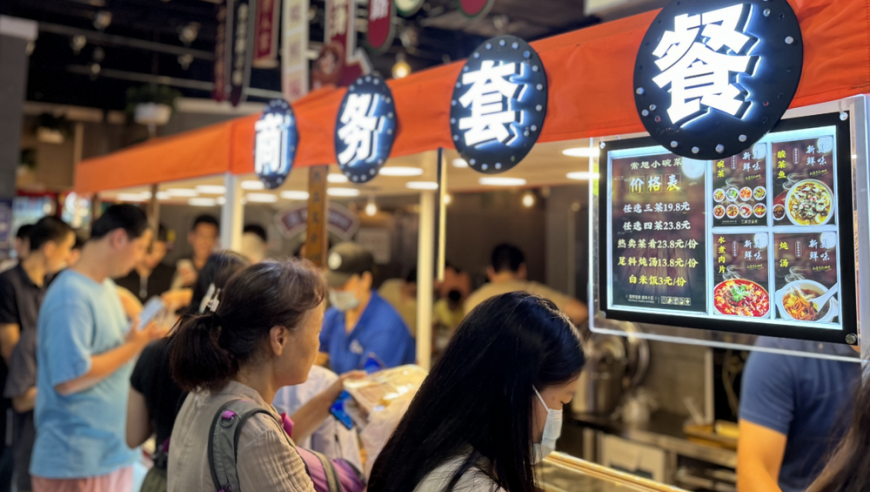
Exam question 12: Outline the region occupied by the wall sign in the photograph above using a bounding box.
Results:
[449,35,548,174]
[254,100,298,189]
[229,0,256,106]
[253,0,279,68]
[276,201,361,241]
[634,0,803,160]
[458,0,495,19]
[334,75,397,183]
[367,0,395,54]
[282,0,309,101]
[212,1,233,102]
[314,0,373,89]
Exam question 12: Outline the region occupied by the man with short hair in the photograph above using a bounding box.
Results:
[0,217,75,492]
[171,214,219,289]
[115,224,176,301]
[464,243,588,325]
[318,242,415,373]
[31,205,166,492]
[0,224,35,273]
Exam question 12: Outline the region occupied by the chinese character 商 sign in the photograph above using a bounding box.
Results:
[254,100,298,189]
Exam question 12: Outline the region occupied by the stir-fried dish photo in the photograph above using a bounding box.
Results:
[714,279,771,317]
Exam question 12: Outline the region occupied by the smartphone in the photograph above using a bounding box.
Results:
[362,353,386,374]
[329,391,355,430]
[137,297,166,329]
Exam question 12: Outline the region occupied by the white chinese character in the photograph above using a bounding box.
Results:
[819,156,827,165]
[630,177,645,193]
[634,222,643,231]
[630,162,639,170]
[458,60,522,147]
[743,152,751,160]
[754,252,762,260]
[807,145,815,154]
[624,222,632,231]
[654,203,664,213]
[651,5,757,124]
[682,201,690,211]
[809,251,819,261]
[645,204,654,212]
[624,204,633,213]
[807,157,815,166]
[744,240,752,248]
[683,220,691,230]
[634,204,643,214]
[255,113,292,175]
[809,239,819,248]
[644,222,653,230]
[649,176,662,191]
[337,93,385,165]
[752,162,761,171]
[370,0,389,20]
[743,163,750,171]
[821,252,830,261]
[655,221,664,230]
[744,251,752,259]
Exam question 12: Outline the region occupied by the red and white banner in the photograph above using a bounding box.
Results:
[282,0,309,101]
[212,1,232,102]
[253,0,279,68]
[312,0,371,89]
[366,0,394,54]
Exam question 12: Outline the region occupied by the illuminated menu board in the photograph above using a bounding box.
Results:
[601,114,857,344]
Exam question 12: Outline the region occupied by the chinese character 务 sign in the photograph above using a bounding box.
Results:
[334,75,397,183]
[449,35,548,174]
[255,100,298,189]
[633,0,802,161]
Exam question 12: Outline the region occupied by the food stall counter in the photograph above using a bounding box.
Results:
[541,453,688,492]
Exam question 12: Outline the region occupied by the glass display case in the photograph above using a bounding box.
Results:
[541,453,687,492]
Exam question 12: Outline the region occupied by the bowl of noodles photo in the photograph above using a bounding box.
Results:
[713,279,771,318]
[785,179,834,226]
[775,280,839,323]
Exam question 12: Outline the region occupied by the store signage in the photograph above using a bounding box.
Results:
[634,0,803,160]
[229,0,256,106]
[458,0,495,19]
[276,202,361,241]
[449,35,548,174]
[395,0,424,16]
[282,0,309,101]
[366,0,395,54]
[254,100,298,189]
[253,0,279,68]
[334,75,397,183]
[313,0,373,89]
[600,114,857,345]
[212,1,233,102]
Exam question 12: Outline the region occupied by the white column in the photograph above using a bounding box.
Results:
[221,173,244,252]
[416,190,435,370]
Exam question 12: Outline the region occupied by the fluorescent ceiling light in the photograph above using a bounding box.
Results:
[241,180,265,190]
[380,167,424,177]
[117,193,149,202]
[156,192,171,200]
[566,172,600,180]
[452,158,469,168]
[166,188,199,197]
[327,188,361,197]
[217,197,226,205]
[562,147,600,158]
[406,181,439,190]
[188,198,217,207]
[280,190,310,200]
[328,173,349,183]
[196,185,226,194]
[479,177,527,186]
[246,193,278,203]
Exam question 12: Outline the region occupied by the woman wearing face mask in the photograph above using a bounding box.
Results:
[166,259,325,492]
[367,292,585,492]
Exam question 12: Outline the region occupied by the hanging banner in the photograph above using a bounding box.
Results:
[282,0,310,101]
[229,0,256,106]
[254,99,298,189]
[313,0,372,89]
[366,0,395,54]
[458,0,495,19]
[335,74,397,183]
[449,35,548,174]
[633,0,803,160]
[212,0,233,102]
[253,0,280,68]
[395,0,424,16]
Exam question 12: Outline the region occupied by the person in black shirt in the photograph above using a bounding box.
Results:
[0,217,75,492]
[170,215,219,290]
[115,224,176,302]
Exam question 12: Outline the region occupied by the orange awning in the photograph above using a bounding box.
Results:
[75,0,870,193]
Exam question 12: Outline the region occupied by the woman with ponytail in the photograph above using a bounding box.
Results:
[166,259,326,492]
[368,292,586,492]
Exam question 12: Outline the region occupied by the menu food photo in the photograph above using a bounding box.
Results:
[604,119,850,340]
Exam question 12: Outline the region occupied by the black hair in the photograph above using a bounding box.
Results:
[90,204,149,241]
[168,258,326,393]
[28,217,74,252]
[192,214,219,232]
[447,289,462,303]
[72,234,85,251]
[15,224,33,240]
[491,243,525,274]
[186,251,251,316]
[405,268,418,284]
[243,224,268,243]
[368,292,585,492]
[156,224,171,243]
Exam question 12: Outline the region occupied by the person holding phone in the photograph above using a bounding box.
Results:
[170,215,219,290]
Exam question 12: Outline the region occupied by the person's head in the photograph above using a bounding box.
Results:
[169,259,327,394]
[447,289,462,310]
[187,251,251,316]
[188,215,219,262]
[27,217,76,274]
[142,224,172,270]
[88,204,152,278]
[14,224,33,260]
[325,242,375,312]
[67,235,85,268]
[488,243,527,281]
[403,268,418,298]
[241,224,268,263]
[368,292,585,492]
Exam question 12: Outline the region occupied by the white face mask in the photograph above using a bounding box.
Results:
[329,289,360,312]
[533,386,563,463]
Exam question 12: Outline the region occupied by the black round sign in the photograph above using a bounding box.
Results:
[334,74,397,183]
[449,35,548,174]
[634,0,802,160]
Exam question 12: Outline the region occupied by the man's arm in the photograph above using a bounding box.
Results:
[737,419,786,492]
[0,323,19,364]
[289,371,364,442]
[126,387,153,449]
[12,387,36,413]
[116,287,143,319]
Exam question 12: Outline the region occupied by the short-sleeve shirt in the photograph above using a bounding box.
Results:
[130,339,187,446]
[464,280,573,316]
[32,270,140,479]
[320,292,416,374]
[739,337,859,492]
[115,263,176,302]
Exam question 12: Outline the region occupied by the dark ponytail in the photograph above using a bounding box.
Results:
[168,258,326,393]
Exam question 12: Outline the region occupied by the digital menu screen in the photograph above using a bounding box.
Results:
[601,114,856,344]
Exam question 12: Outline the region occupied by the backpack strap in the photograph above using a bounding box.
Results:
[311,449,342,492]
[208,399,275,492]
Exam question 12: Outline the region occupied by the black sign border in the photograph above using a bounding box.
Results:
[598,112,857,345]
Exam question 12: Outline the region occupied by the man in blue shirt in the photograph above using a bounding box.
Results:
[737,337,860,492]
[318,242,415,374]
[32,205,166,492]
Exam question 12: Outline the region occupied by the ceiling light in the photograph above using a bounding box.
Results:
[117,193,149,202]
[328,173,349,183]
[406,181,439,190]
[522,192,535,208]
[444,194,453,205]
[188,198,217,207]
[327,188,361,197]
[246,193,278,203]
[566,172,600,180]
[452,158,469,168]
[392,52,411,79]
[196,185,226,194]
[479,177,526,186]
[281,190,310,200]
[365,199,378,217]
[166,188,199,197]
[380,167,423,177]
[562,147,600,158]
[241,180,265,190]
[156,192,171,200]
[217,197,226,205]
